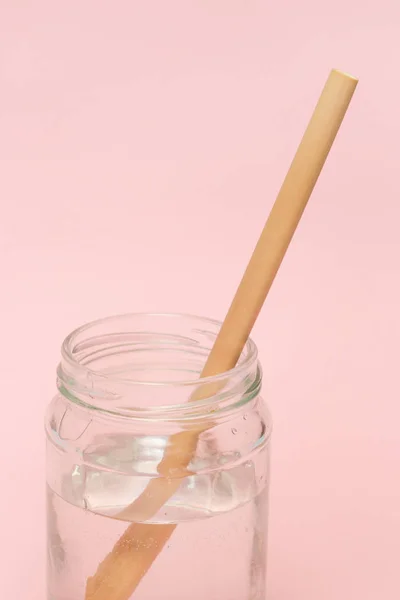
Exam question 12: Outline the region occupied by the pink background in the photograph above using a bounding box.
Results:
[1,2,399,599]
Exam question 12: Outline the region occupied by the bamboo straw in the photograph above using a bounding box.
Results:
[85,69,358,600]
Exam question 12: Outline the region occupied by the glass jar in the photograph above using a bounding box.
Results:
[46,313,272,600]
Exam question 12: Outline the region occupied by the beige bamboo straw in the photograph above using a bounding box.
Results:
[85,69,358,600]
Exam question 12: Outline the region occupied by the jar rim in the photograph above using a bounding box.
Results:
[61,312,258,389]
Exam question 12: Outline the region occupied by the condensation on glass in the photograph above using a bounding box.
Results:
[46,313,272,600]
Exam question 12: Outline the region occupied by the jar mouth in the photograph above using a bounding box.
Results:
[61,312,258,387]
[58,313,260,418]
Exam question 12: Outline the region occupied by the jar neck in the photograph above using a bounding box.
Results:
[57,313,261,421]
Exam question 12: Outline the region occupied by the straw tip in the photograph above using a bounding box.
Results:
[331,68,359,83]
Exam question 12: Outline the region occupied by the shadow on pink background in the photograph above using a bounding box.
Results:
[1,2,399,599]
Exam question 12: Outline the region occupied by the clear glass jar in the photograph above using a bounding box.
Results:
[46,313,272,600]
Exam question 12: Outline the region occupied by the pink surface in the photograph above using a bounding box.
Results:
[1,2,399,599]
